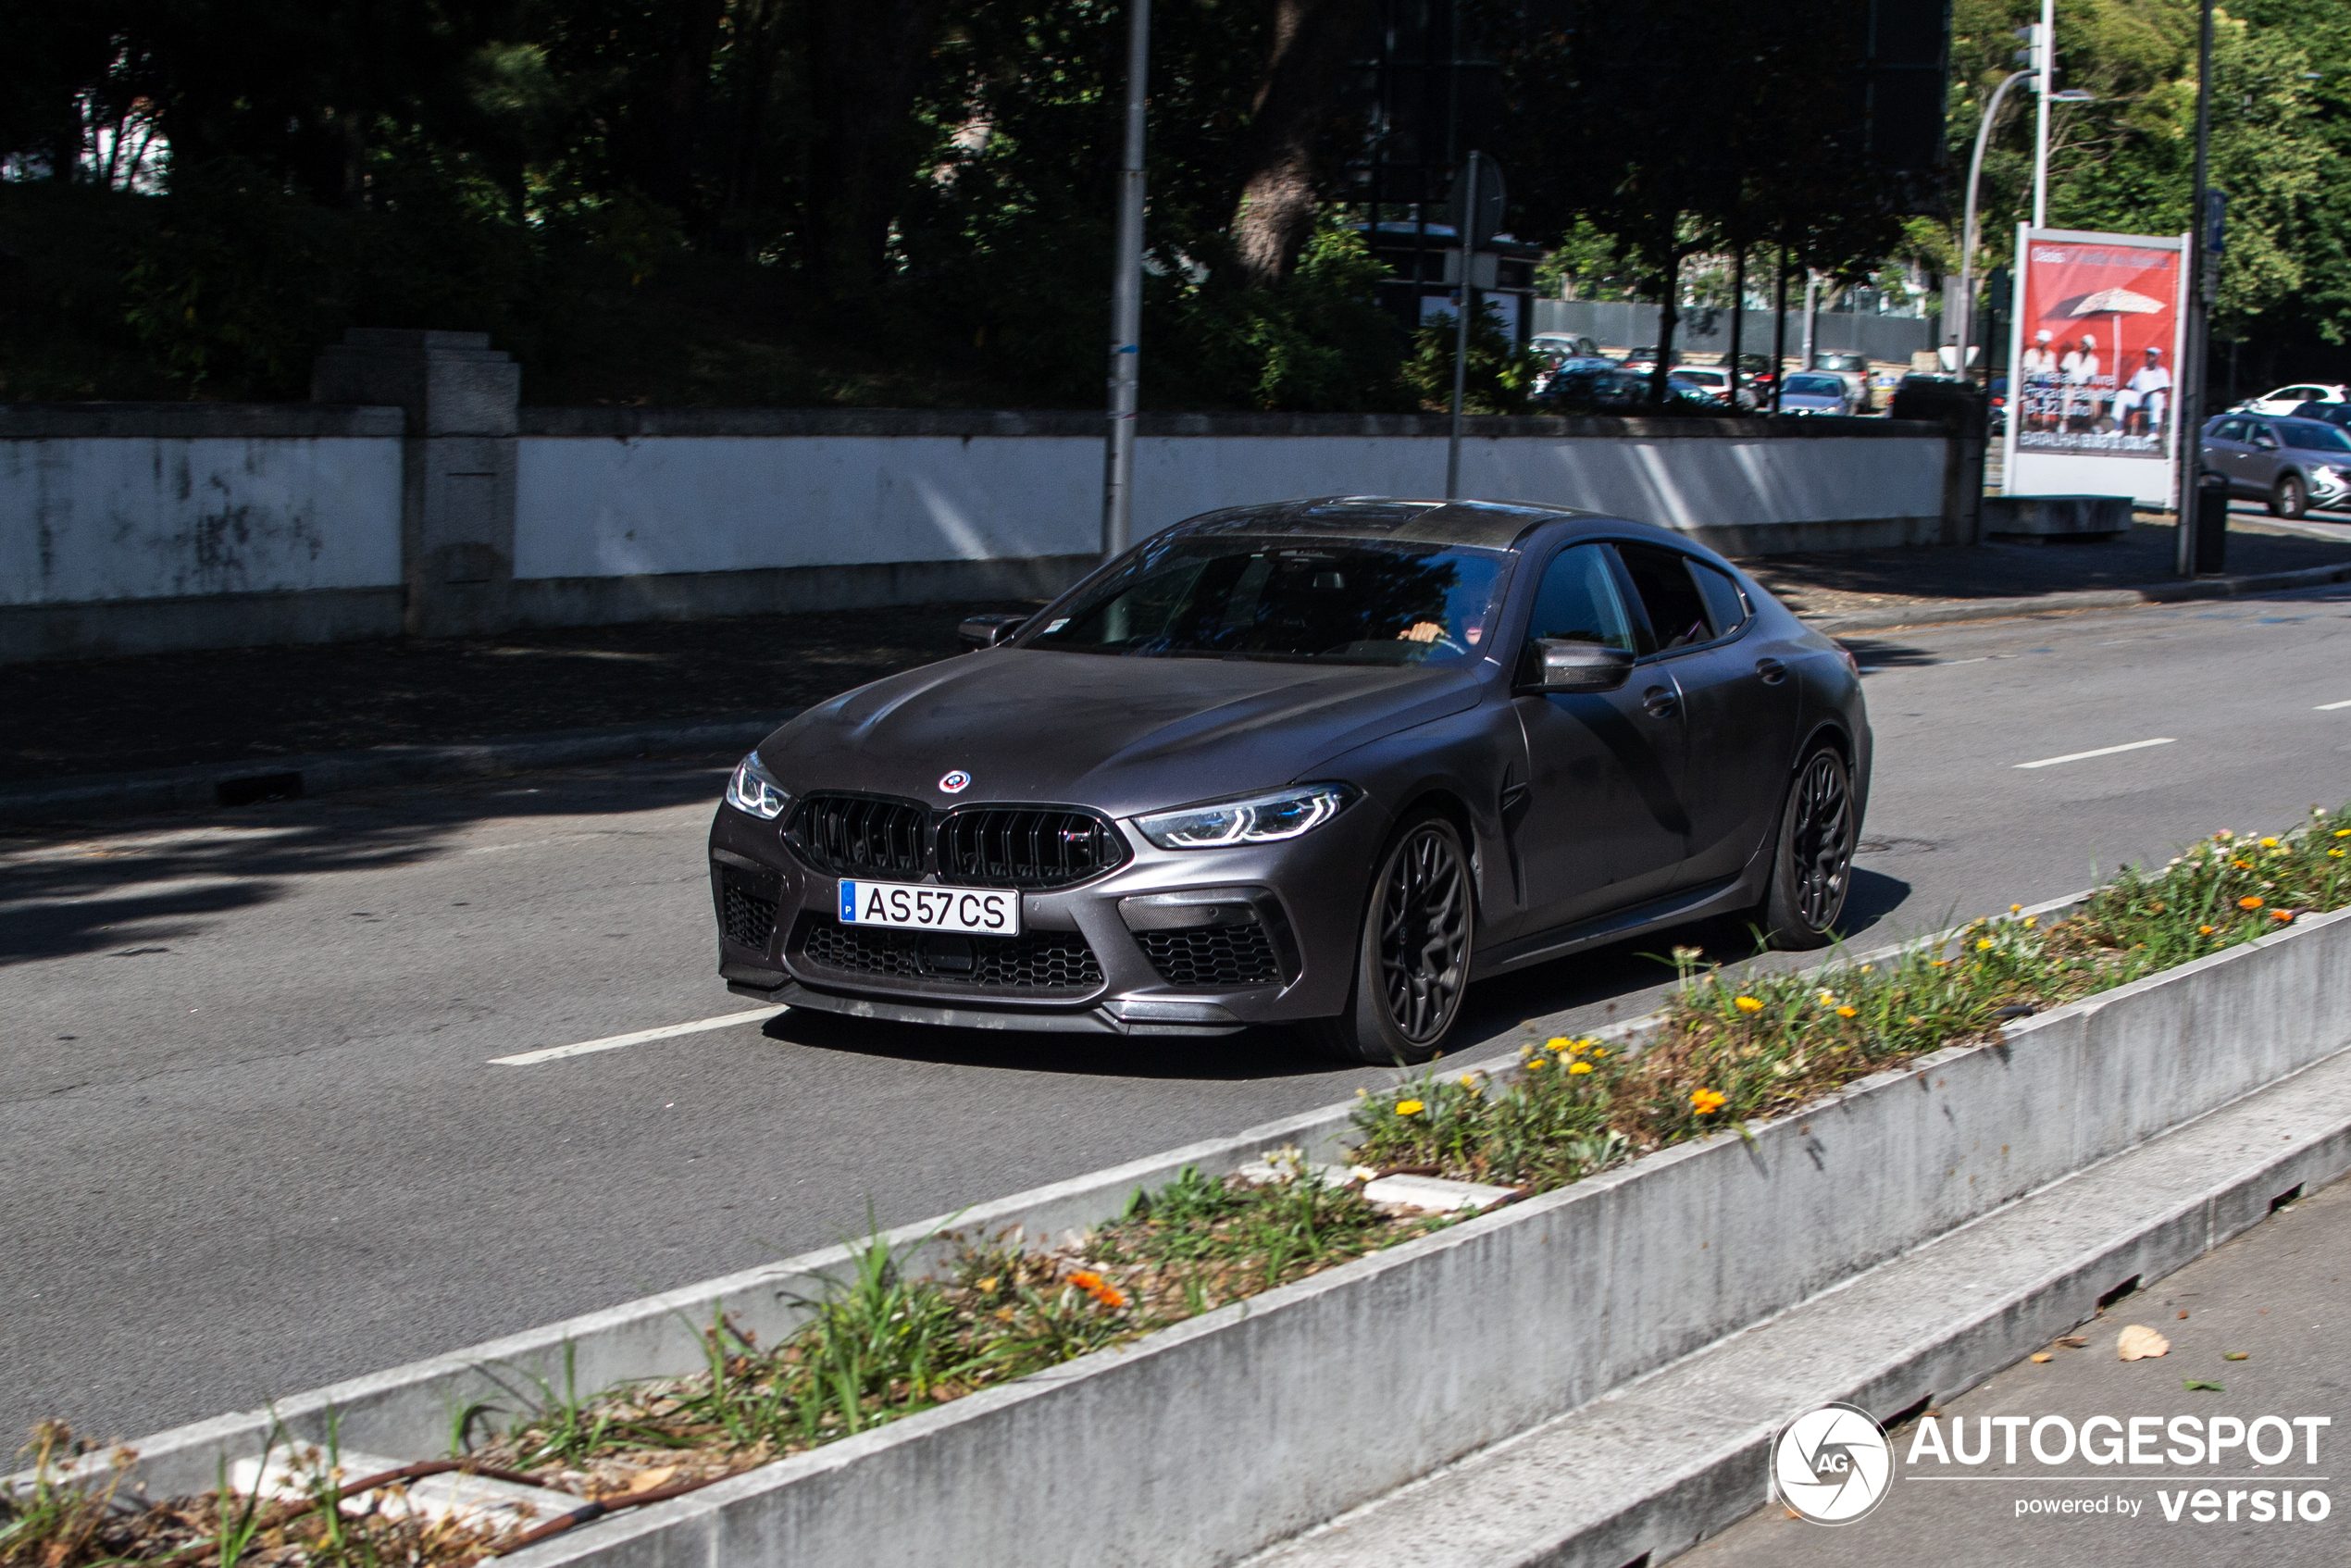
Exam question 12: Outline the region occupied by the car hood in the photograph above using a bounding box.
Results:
[758,650,1486,818]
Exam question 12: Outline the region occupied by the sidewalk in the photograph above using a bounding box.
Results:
[5,515,2349,804]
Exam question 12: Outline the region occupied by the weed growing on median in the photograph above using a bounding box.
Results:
[1352,803,2351,1183]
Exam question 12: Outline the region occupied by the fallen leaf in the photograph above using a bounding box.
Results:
[624,1466,679,1495]
[2223,1351,2249,1362]
[2030,1353,2053,1363]
[2184,1380,2224,1392]
[2177,1310,2190,1320]
[2055,1336,2087,1349]
[2117,1325,2171,1361]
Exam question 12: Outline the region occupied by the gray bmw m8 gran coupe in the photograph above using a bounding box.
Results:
[709,496,1870,1063]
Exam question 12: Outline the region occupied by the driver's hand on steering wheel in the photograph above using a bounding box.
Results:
[1398,620,1447,643]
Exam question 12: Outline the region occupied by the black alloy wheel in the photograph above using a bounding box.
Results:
[1312,811,1473,1064]
[1759,747,1856,950]
[2271,472,2308,519]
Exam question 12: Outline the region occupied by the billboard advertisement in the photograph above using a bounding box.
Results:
[2004,225,2189,508]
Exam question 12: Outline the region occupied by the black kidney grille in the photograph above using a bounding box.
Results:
[790,793,928,877]
[720,872,779,952]
[1134,925,1285,987]
[939,806,1127,890]
[797,918,1103,993]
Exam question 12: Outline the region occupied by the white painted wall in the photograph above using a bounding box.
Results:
[515,432,1947,579]
[0,438,403,605]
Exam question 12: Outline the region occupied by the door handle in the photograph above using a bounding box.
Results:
[1755,657,1786,685]
[1642,685,1679,718]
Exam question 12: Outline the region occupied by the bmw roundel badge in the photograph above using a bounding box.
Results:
[938,769,972,794]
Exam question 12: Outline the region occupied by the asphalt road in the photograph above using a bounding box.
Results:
[1686,1170,2351,1568]
[7,581,2351,1449]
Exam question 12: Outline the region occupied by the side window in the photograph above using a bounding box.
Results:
[1690,562,1750,636]
[1612,542,1715,653]
[1526,543,1636,651]
[2212,418,2245,442]
[2252,422,2280,449]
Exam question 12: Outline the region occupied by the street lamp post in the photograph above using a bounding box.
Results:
[2174,0,2218,578]
[1101,0,1151,560]
[1957,69,2030,387]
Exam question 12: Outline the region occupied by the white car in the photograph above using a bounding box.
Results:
[2237,383,2349,417]
[1665,366,1758,411]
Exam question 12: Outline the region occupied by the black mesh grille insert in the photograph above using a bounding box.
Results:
[939,806,1127,890]
[789,793,928,878]
[797,920,1104,992]
[720,873,778,952]
[1134,924,1286,986]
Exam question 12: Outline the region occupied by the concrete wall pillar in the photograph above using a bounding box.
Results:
[312,330,519,637]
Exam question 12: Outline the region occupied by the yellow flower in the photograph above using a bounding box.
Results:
[2332,849,2346,860]
[1976,938,1994,950]
[2009,903,2022,914]
[2239,896,2264,911]
[1734,996,1764,1014]
[2260,837,2280,848]
[2335,828,2350,838]
[1691,1089,1728,1114]
[1567,1061,1594,1076]
[1395,1100,1424,1116]
[1461,1073,1479,1087]
[2022,916,2036,928]
[1566,1039,1590,1055]
[1546,1037,1573,1052]
[2198,925,2216,935]
[1835,1005,1859,1018]
[1525,1055,1548,1070]
[1592,1047,1608,1058]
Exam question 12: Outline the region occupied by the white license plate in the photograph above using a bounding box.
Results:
[837,879,1022,935]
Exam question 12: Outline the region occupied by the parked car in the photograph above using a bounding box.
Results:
[1621,345,1660,371]
[1538,367,1713,411]
[1528,332,1601,362]
[2287,400,2351,429]
[1773,371,1854,416]
[2234,383,2349,417]
[709,497,1870,1064]
[1532,355,1621,394]
[2200,413,2351,517]
[1988,375,2009,437]
[1810,352,1875,414]
[1665,366,1758,411]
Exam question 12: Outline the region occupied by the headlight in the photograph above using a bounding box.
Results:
[724,752,790,819]
[1135,783,1358,850]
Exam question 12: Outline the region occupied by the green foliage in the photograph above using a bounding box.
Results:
[1402,306,1538,415]
[1170,224,1414,411]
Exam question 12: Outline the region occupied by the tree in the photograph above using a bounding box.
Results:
[1227,0,1376,288]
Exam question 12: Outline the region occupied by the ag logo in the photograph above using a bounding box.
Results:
[1772,1402,1894,1525]
[938,770,972,794]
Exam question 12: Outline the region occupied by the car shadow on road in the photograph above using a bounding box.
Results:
[765,867,1919,1081]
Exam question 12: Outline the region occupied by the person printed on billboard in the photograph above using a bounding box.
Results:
[2059,333,2101,430]
[2020,330,2059,430]
[2112,345,2172,439]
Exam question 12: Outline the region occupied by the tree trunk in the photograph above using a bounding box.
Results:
[1229,0,1374,290]
[805,0,947,294]
[1649,236,1683,404]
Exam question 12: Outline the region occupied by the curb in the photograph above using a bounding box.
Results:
[1250,1046,2351,1568]
[0,715,795,828]
[1803,558,2351,636]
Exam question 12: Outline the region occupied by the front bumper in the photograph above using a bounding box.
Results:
[707,795,1389,1036]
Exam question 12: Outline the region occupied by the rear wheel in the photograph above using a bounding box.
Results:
[2271,472,2308,519]
[1309,812,1473,1065]
[1757,747,1857,950]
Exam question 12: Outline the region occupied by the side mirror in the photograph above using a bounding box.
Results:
[1522,639,1636,693]
[958,614,1029,652]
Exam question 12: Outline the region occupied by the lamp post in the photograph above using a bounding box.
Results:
[1957,69,2029,387]
[2174,0,2218,578]
[1101,0,1151,559]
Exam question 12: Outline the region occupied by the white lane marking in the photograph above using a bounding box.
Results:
[2318,698,2351,711]
[2013,737,2177,770]
[491,1007,782,1065]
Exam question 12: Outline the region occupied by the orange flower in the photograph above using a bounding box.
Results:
[1690,1088,1728,1115]
[1066,1269,1127,1309]
[2238,896,2264,911]
[1835,1005,1859,1018]
[2271,909,2295,924]
[2198,925,2216,936]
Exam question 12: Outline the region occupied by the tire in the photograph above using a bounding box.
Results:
[1308,811,1474,1065]
[1757,747,1858,951]
[2271,472,2307,520]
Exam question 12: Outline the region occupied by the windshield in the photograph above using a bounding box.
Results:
[1022,534,1509,665]
[1785,374,1844,395]
[2280,418,2351,453]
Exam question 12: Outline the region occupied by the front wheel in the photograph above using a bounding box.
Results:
[1308,812,1474,1065]
[1757,747,1857,950]
[2271,473,2307,519]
